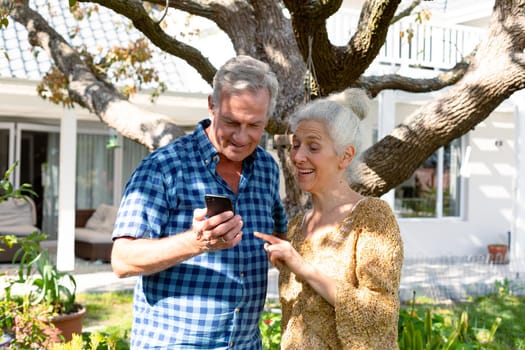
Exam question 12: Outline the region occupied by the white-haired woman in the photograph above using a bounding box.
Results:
[256,89,404,349]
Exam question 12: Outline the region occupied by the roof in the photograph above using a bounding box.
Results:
[0,0,235,93]
[1,1,493,94]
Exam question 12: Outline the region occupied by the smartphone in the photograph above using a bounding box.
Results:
[205,194,234,217]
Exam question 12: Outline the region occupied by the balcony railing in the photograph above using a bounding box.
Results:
[327,9,485,73]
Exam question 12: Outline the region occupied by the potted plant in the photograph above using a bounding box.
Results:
[487,231,511,264]
[0,161,38,346]
[487,243,508,264]
[1,229,86,348]
[24,232,85,324]
[0,163,85,347]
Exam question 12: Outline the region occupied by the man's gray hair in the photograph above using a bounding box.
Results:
[211,55,279,118]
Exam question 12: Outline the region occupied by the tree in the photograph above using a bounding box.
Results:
[5,0,525,215]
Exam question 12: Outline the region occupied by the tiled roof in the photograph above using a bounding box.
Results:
[1,1,491,92]
[0,0,233,93]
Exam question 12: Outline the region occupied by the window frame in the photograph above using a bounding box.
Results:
[394,136,468,221]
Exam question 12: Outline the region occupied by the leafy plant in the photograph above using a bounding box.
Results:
[30,242,77,314]
[0,163,82,348]
[50,329,131,350]
[0,161,37,203]
[259,305,281,350]
[398,291,502,349]
[10,297,62,348]
[461,279,525,349]
[0,161,37,252]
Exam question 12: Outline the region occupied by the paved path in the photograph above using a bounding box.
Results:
[74,268,280,297]
[4,256,524,303]
[73,259,524,303]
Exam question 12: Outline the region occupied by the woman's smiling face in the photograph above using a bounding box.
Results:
[290,120,343,194]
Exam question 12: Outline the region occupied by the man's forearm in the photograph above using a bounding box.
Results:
[111,231,203,278]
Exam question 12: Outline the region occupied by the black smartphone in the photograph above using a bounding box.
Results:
[205,194,234,217]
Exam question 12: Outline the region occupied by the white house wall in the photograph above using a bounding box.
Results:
[394,103,515,258]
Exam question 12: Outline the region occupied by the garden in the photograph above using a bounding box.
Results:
[3,282,523,349]
[36,281,525,349]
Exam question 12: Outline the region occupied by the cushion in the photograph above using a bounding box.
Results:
[0,225,39,237]
[75,228,112,243]
[0,198,36,226]
[85,204,118,233]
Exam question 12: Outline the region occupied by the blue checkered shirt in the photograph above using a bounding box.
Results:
[112,119,288,349]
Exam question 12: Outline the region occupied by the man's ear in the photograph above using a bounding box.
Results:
[340,145,355,169]
[207,95,214,113]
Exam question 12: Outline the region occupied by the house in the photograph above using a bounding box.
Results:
[1,0,523,274]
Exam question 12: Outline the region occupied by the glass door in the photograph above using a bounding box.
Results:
[17,124,60,238]
[0,123,15,178]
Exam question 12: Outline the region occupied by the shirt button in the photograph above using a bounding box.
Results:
[235,308,240,313]
[229,341,234,347]
[240,272,244,277]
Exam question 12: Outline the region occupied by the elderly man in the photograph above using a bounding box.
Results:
[111,55,288,349]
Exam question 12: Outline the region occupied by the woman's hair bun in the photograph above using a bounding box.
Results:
[325,88,370,121]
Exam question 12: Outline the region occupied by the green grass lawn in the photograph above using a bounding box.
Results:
[77,291,133,333]
[76,287,525,350]
[399,282,525,350]
[452,292,525,349]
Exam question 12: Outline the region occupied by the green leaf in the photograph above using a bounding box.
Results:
[0,17,8,29]
[487,317,502,343]
[424,309,432,344]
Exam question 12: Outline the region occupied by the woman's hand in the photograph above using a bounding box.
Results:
[254,232,304,273]
[254,231,336,306]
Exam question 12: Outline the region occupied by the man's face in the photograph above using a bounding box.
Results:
[207,88,270,162]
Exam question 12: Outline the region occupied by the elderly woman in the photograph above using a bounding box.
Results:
[256,89,403,349]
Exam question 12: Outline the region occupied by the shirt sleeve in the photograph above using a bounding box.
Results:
[334,200,404,349]
[112,154,169,240]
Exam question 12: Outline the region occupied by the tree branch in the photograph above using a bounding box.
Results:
[82,0,217,85]
[282,0,402,96]
[346,0,402,74]
[358,50,475,97]
[390,0,420,24]
[11,0,186,149]
[145,0,257,54]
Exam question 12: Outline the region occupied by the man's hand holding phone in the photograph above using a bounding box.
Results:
[193,195,242,252]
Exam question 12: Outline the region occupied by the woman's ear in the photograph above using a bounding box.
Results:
[339,145,355,169]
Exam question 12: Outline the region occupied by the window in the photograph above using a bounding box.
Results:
[76,133,115,209]
[121,136,149,191]
[394,137,464,218]
[76,132,149,210]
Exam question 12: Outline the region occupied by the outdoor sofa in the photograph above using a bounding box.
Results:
[75,204,118,262]
[0,197,40,263]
